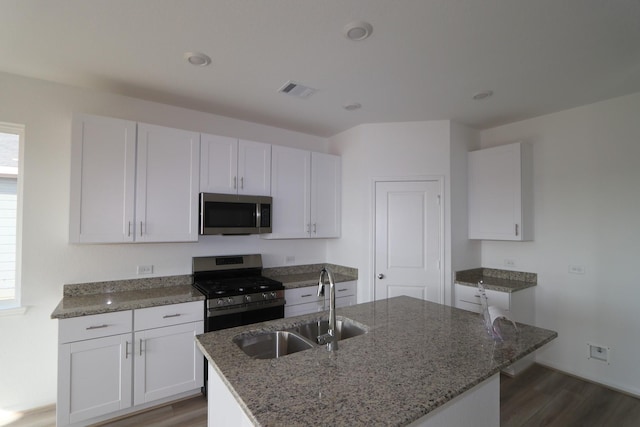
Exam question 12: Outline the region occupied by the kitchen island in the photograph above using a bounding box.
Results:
[196,296,557,426]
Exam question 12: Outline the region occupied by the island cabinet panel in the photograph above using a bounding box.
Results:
[468,141,533,241]
[69,114,200,244]
[57,301,204,426]
[200,134,271,196]
[265,146,341,239]
[208,363,253,427]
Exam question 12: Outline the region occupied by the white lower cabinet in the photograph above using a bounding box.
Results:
[57,301,203,426]
[454,283,535,375]
[284,281,356,318]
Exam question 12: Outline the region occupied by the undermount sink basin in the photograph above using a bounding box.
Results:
[233,331,314,359]
[287,318,367,343]
[234,317,368,359]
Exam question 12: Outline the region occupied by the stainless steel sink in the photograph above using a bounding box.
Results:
[233,331,314,359]
[234,318,367,359]
[287,318,367,343]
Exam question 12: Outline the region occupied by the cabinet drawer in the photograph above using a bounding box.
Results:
[134,301,203,331]
[59,310,132,344]
[285,286,323,306]
[455,284,511,312]
[333,281,356,297]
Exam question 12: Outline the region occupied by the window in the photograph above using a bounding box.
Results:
[0,123,23,310]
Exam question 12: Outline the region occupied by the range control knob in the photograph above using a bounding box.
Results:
[217,298,224,306]
[270,292,277,299]
[227,297,233,304]
[245,295,252,303]
[262,293,269,300]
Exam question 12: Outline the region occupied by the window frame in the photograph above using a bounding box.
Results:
[0,122,24,312]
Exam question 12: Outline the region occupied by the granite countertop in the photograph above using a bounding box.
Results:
[455,268,537,293]
[196,296,557,426]
[51,275,204,319]
[263,263,358,290]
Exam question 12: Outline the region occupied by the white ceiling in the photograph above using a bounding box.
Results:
[1,1,639,137]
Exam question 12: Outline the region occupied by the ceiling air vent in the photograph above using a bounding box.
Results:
[278,81,317,99]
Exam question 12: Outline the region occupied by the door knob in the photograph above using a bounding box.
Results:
[377,274,385,279]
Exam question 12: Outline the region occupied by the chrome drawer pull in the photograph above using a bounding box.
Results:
[337,289,348,292]
[86,324,109,330]
[300,294,313,298]
[163,313,181,319]
[125,341,130,359]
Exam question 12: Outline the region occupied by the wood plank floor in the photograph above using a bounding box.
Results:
[7,364,640,426]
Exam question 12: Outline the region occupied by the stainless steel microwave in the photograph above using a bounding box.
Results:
[199,193,272,235]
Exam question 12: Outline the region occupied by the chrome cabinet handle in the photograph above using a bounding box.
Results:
[313,223,317,234]
[515,224,519,236]
[162,313,181,319]
[300,294,313,298]
[128,221,132,237]
[140,221,144,236]
[139,338,144,356]
[125,341,130,359]
[86,324,108,330]
[240,177,244,189]
[337,289,348,292]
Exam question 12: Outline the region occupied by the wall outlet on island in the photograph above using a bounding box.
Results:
[137,265,153,274]
[285,255,295,264]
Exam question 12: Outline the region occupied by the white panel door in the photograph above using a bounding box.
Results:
[57,334,132,426]
[69,114,136,243]
[136,123,200,242]
[133,322,204,405]
[200,133,238,194]
[375,180,442,303]
[238,139,271,196]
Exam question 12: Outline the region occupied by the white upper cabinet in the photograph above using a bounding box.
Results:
[69,114,200,243]
[468,141,533,241]
[200,134,271,196]
[136,123,200,242]
[70,114,137,243]
[267,146,341,239]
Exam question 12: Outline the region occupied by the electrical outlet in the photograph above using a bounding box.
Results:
[504,259,516,268]
[587,343,610,364]
[569,265,585,274]
[285,255,295,264]
[137,265,153,275]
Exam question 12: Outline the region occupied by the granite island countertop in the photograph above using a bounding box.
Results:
[196,296,557,426]
[51,275,204,319]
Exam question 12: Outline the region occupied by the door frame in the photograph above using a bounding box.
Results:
[371,176,445,303]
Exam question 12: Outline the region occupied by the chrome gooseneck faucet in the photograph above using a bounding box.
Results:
[317,267,338,351]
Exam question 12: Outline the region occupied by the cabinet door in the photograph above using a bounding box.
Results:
[268,146,311,238]
[237,139,271,196]
[200,133,238,194]
[133,322,204,405]
[57,334,132,426]
[310,152,341,238]
[136,123,200,242]
[468,142,532,240]
[69,114,136,243]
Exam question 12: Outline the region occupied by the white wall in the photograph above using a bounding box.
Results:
[327,120,473,305]
[479,92,640,397]
[0,72,330,411]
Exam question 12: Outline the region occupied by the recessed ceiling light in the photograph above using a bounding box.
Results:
[343,21,373,41]
[472,90,493,100]
[343,102,362,111]
[184,52,211,67]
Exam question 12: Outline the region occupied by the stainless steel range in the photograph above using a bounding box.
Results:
[192,254,285,332]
